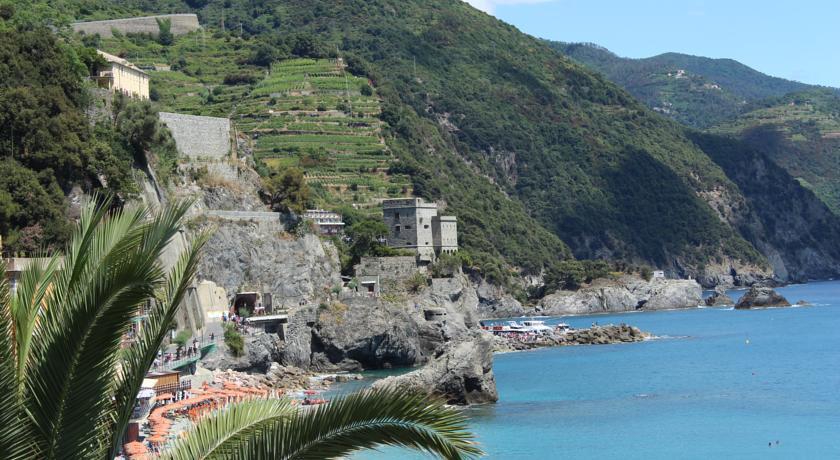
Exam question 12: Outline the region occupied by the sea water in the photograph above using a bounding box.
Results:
[351,281,840,459]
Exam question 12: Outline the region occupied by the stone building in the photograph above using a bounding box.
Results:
[382,198,457,261]
[303,209,345,236]
[95,50,149,100]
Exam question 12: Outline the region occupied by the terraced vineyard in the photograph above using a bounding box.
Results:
[235,58,411,208]
[95,31,410,210]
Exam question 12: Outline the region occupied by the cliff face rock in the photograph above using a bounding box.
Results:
[201,330,282,373]
[474,277,527,319]
[195,223,341,308]
[734,286,791,309]
[287,275,483,372]
[539,276,702,316]
[692,132,840,284]
[372,332,498,405]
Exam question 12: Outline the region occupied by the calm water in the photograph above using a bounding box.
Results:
[353,281,840,459]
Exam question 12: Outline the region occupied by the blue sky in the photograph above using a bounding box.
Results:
[465,0,839,87]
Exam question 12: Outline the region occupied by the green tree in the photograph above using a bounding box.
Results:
[544,260,586,292]
[223,323,244,357]
[173,330,192,352]
[156,18,173,46]
[0,198,480,459]
[262,167,310,214]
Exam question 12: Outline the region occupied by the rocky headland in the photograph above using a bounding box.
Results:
[372,332,498,405]
[538,275,702,316]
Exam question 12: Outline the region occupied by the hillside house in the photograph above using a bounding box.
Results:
[95,50,149,100]
[303,209,345,235]
[382,198,458,262]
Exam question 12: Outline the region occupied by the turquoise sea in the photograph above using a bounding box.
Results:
[350,280,840,459]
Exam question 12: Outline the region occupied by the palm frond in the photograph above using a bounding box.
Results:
[109,225,208,457]
[24,201,189,458]
[0,260,39,458]
[159,399,296,460]
[232,389,483,460]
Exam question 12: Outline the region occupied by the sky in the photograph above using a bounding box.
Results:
[464,0,840,87]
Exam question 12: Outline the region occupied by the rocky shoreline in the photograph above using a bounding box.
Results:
[491,324,651,353]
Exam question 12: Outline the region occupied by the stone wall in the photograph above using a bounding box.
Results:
[355,256,420,285]
[203,210,282,222]
[159,112,231,160]
[72,14,200,38]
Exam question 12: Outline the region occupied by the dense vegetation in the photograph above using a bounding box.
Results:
[7,0,840,284]
[0,24,133,253]
[711,89,840,214]
[550,42,818,129]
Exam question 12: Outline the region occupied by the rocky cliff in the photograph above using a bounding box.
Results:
[279,275,484,371]
[539,276,702,316]
[372,332,498,405]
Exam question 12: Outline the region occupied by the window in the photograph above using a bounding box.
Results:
[395,225,401,232]
[394,212,400,219]
[405,225,411,230]
[424,224,429,229]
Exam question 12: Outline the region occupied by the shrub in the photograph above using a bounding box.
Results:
[405,271,429,294]
[173,330,192,350]
[223,323,244,357]
[223,73,259,85]
[640,266,653,281]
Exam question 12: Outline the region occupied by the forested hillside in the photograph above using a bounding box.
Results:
[550,42,816,129]
[5,0,840,284]
[712,89,840,214]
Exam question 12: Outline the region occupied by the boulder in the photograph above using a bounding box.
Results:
[201,330,282,373]
[372,333,498,405]
[705,286,734,306]
[734,286,791,309]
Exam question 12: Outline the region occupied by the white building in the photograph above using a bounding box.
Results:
[303,209,345,236]
[96,50,150,100]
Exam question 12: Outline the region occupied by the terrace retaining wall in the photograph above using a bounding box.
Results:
[159,112,232,160]
[72,14,200,38]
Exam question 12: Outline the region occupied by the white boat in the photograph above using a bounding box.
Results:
[519,320,553,334]
[553,322,573,333]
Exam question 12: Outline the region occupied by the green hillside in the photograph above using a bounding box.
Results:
[712,89,840,214]
[550,42,817,129]
[6,0,840,284]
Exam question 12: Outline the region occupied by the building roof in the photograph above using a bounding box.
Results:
[97,50,147,75]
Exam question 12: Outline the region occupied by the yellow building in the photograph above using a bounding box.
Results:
[96,50,149,100]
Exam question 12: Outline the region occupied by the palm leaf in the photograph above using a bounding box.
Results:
[0,260,39,458]
[24,200,191,458]
[159,399,296,460]
[233,389,482,460]
[109,223,208,457]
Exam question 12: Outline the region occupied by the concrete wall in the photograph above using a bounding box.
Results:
[159,112,231,160]
[72,14,200,38]
[195,280,228,322]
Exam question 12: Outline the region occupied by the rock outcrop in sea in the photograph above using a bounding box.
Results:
[538,276,702,316]
[492,324,650,353]
[705,286,734,306]
[372,332,498,405]
[734,286,791,309]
